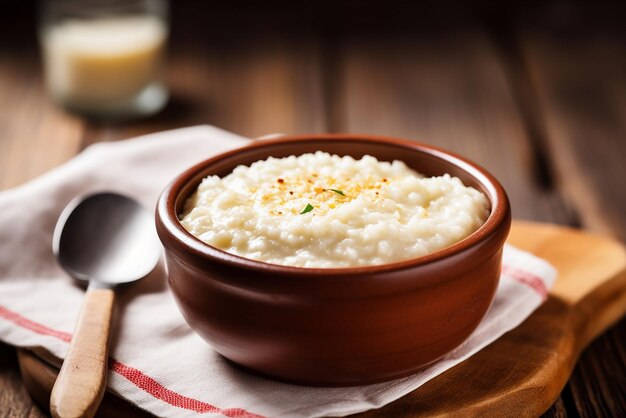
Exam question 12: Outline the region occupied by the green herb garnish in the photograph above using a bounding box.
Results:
[300,203,314,214]
[329,189,346,196]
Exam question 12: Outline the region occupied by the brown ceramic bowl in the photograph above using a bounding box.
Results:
[156,134,511,386]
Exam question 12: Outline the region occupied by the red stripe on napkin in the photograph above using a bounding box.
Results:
[0,306,266,418]
[502,266,549,300]
[110,360,265,417]
[0,306,71,342]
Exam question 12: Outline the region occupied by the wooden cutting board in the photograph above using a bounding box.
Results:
[16,221,626,417]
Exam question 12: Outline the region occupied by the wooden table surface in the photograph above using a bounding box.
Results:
[1,1,625,417]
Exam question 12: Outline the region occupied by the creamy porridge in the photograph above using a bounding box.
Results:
[180,152,490,268]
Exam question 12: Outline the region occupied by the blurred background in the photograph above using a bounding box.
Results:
[1,0,625,416]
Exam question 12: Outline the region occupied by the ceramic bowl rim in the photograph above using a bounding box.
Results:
[156,134,510,276]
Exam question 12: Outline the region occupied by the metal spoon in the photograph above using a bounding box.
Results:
[50,192,161,418]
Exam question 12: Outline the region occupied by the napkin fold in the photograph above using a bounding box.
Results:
[0,126,557,418]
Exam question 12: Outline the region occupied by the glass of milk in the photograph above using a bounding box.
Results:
[39,0,169,119]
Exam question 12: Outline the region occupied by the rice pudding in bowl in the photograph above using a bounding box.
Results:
[179,152,489,268]
[156,135,511,385]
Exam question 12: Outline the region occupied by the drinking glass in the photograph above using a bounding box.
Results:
[39,0,169,119]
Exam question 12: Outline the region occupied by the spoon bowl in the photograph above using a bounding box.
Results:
[53,192,161,286]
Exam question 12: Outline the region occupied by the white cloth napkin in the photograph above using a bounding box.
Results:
[0,126,557,418]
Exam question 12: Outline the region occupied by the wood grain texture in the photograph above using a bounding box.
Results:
[0,343,46,418]
[513,12,626,415]
[521,31,626,242]
[0,47,84,191]
[50,288,115,418]
[326,31,570,223]
[15,221,626,417]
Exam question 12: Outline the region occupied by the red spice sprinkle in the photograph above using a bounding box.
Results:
[277,178,284,183]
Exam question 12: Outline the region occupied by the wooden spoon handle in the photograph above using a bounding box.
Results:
[50,287,114,418]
